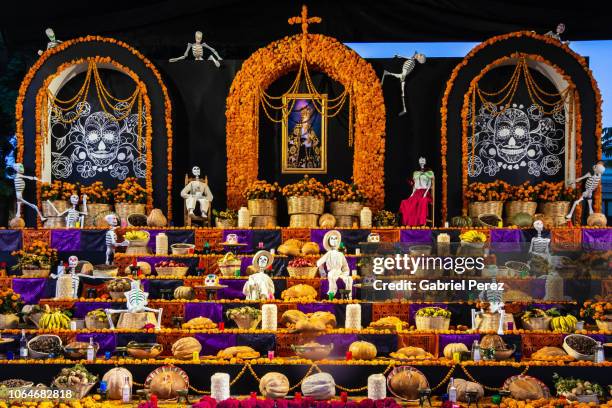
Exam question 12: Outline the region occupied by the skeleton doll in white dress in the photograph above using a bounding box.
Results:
[243,250,275,300]
[317,230,352,298]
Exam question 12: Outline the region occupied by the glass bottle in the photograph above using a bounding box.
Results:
[121,376,131,402]
[448,377,457,403]
[19,329,28,358]
[86,337,95,361]
[471,340,481,361]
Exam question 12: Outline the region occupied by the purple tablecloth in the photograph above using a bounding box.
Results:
[218,279,247,299]
[400,230,433,244]
[51,229,81,252]
[438,334,480,357]
[74,302,118,318]
[194,333,237,355]
[297,303,336,314]
[76,332,116,355]
[0,230,22,251]
[184,302,223,322]
[490,229,522,252]
[582,229,612,250]
[12,278,48,304]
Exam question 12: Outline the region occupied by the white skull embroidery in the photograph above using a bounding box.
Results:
[84,112,121,167]
[493,108,530,164]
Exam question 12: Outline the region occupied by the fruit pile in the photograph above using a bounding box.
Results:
[86,309,108,324]
[551,314,577,332]
[107,278,131,292]
[154,260,187,268]
[288,258,315,268]
[38,305,71,329]
[553,373,604,400]
[54,364,96,387]
[415,307,451,318]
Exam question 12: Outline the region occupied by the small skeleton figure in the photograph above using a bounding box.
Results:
[104,214,128,265]
[181,166,214,219]
[169,31,223,67]
[67,255,80,298]
[317,230,352,297]
[566,160,606,219]
[529,220,551,262]
[243,250,275,300]
[37,28,62,56]
[475,277,506,334]
[105,280,163,329]
[381,52,426,116]
[47,194,88,228]
[545,23,570,45]
[13,163,46,222]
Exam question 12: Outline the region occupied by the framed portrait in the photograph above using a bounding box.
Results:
[281,93,327,174]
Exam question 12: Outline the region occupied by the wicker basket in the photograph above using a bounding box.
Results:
[215,218,237,228]
[330,201,363,217]
[334,215,358,228]
[475,312,515,331]
[476,213,501,228]
[505,201,538,218]
[21,267,51,278]
[125,231,150,255]
[522,316,551,330]
[250,215,277,227]
[156,266,189,277]
[248,199,277,216]
[542,201,570,217]
[0,313,19,329]
[28,335,63,359]
[231,315,262,330]
[287,196,324,215]
[115,202,145,223]
[469,201,503,218]
[218,260,242,277]
[596,319,612,331]
[43,217,65,228]
[287,266,318,279]
[85,203,112,226]
[85,315,110,330]
[289,214,319,227]
[415,316,450,331]
[42,200,70,218]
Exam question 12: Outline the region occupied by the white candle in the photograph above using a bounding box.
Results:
[156,233,168,255]
[211,373,230,401]
[261,304,278,330]
[367,374,386,400]
[355,248,361,255]
[345,303,361,330]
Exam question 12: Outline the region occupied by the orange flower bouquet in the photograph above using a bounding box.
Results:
[465,181,512,202]
[282,176,327,217]
[281,175,328,199]
[113,177,147,204]
[580,301,612,331]
[244,180,280,221]
[509,182,539,202]
[40,181,79,217]
[81,181,112,204]
[244,180,280,200]
[0,288,24,329]
[11,240,58,277]
[326,179,366,203]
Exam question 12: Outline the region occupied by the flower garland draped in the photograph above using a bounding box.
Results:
[440,31,603,222]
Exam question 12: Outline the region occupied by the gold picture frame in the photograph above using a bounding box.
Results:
[281,93,327,174]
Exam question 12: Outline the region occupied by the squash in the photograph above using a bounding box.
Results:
[442,342,469,359]
[259,372,290,399]
[511,212,533,227]
[450,378,484,402]
[587,212,607,226]
[451,216,472,227]
[171,337,202,360]
[388,368,428,400]
[147,208,167,227]
[301,372,335,400]
[102,367,133,400]
[301,242,320,255]
[173,286,195,300]
[348,341,377,360]
[149,369,188,400]
[479,334,506,350]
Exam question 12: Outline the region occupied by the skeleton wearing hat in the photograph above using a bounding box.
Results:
[317,230,352,298]
[243,250,275,300]
[181,166,213,219]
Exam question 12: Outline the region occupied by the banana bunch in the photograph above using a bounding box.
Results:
[459,230,487,243]
[551,314,577,332]
[38,306,71,329]
[125,230,148,241]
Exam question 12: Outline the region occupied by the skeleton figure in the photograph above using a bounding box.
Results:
[104,214,129,265]
[317,230,352,297]
[67,255,80,298]
[13,163,46,222]
[529,220,551,261]
[545,23,570,45]
[105,280,163,329]
[243,250,275,300]
[475,277,506,335]
[169,31,223,67]
[381,52,426,116]
[566,161,606,219]
[47,194,88,228]
[181,166,213,219]
[37,28,62,56]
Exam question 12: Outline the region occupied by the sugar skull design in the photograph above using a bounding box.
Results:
[49,101,147,181]
[468,103,565,178]
[205,274,219,287]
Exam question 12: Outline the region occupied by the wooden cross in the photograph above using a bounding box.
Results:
[288,5,321,35]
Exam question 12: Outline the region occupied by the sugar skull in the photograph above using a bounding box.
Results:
[84,111,121,167]
[68,255,79,269]
[493,107,530,164]
[205,274,219,286]
[367,233,381,243]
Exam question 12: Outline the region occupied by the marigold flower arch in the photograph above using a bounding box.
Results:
[225,33,386,210]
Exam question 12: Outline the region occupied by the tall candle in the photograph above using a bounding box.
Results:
[261,304,277,330]
[367,374,386,400]
[211,373,230,401]
[156,233,168,255]
[345,304,362,330]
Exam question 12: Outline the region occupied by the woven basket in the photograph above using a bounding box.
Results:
[43,217,65,228]
[469,201,503,218]
[330,201,363,217]
[250,215,277,227]
[475,313,515,331]
[287,196,324,215]
[248,199,277,216]
[415,316,450,331]
[109,291,126,300]
[125,234,150,255]
[85,315,110,330]
[0,313,19,329]
[289,214,319,227]
[287,266,318,279]
[596,319,612,331]
[21,267,51,278]
[542,201,570,218]
[522,316,551,330]
[218,260,242,277]
[215,218,237,228]
[42,200,70,218]
[505,201,538,218]
[156,266,189,277]
[85,203,112,226]
[115,203,145,223]
[334,215,358,228]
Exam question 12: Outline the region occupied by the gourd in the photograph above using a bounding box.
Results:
[173,286,195,300]
[147,209,167,227]
[388,369,428,400]
[102,367,133,400]
[171,337,202,359]
[507,376,546,400]
[442,342,469,359]
[479,334,506,350]
[587,212,607,227]
[149,371,188,400]
[301,242,320,255]
[511,212,533,227]
[450,379,484,402]
[348,341,377,360]
[301,372,335,400]
[259,372,290,399]
[451,216,472,227]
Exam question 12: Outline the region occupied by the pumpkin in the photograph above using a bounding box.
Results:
[173,286,195,300]
[451,216,472,227]
[259,372,290,399]
[442,342,469,359]
[587,212,607,227]
[450,379,484,402]
[480,334,507,350]
[102,367,133,400]
[301,372,335,400]
[506,376,546,400]
[147,208,167,227]
[171,337,202,360]
[348,341,377,360]
[301,242,320,255]
[318,213,336,229]
[149,370,188,400]
[511,212,533,227]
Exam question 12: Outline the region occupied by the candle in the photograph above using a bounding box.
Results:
[211,373,230,402]
[268,351,275,360]
[328,292,335,301]
[156,233,168,255]
[104,351,111,360]
[270,248,275,255]
[507,321,513,331]
[340,392,348,402]
[250,392,257,399]
[6,351,13,360]
[396,322,403,332]
[345,304,362,330]
[218,322,225,330]
[453,352,461,363]
[355,248,361,255]
[258,242,264,249]
[497,220,503,227]
[345,351,352,360]
[294,392,302,400]
[193,351,200,362]
[99,381,107,393]
[70,320,77,331]
[261,304,278,330]
[367,374,386,400]
[444,221,449,228]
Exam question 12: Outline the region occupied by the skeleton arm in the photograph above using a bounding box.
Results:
[80,195,88,216]
[20,174,40,181]
[46,200,70,217]
[180,182,194,199]
[574,172,592,183]
[202,42,222,60]
[169,43,192,62]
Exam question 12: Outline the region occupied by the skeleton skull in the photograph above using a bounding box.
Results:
[594,161,606,175]
[418,157,426,167]
[68,255,79,268]
[69,194,79,205]
[45,28,55,41]
[84,112,121,167]
[257,255,269,269]
[328,235,340,249]
[533,220,544,233]
[367,233,381,243]
[557,23,565,34]
[192,166,201,178]
[13,163,25,174]
[195,31,203,43]
[104,214,118,227]
[493,107,530,164]
[415,53,426,64]
[205,274,218,286]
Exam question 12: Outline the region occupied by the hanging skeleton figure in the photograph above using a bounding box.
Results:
[104,214,129,265]
[381,52,426,116]
[545,23,570,45]
[37,28,62,56]
[47,194,88,228]
[13,163,46,222]
[169,31,223,67]
[566,160,606,219]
